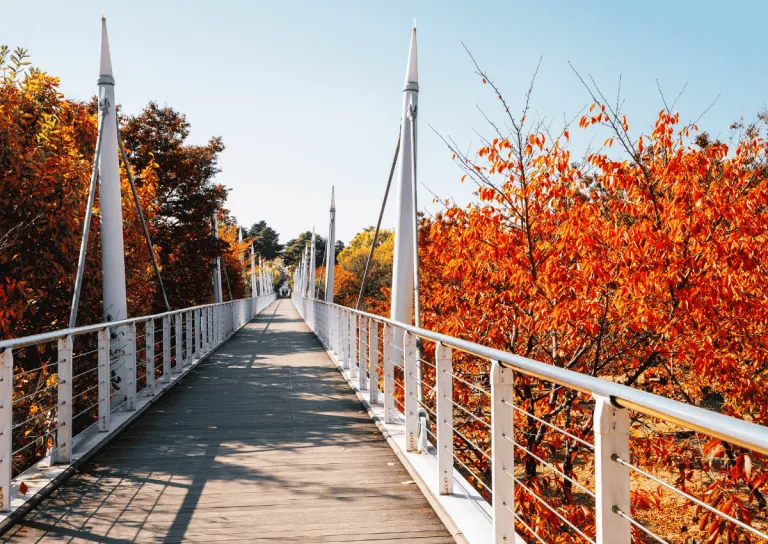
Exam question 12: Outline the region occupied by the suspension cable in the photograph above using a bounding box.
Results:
[356,126,402,310]
[116,118,171,311]
[69,106,109,328]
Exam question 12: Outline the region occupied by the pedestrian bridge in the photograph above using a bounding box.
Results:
[0,296,767,543]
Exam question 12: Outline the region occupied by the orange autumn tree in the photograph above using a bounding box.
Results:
[0,48,249,474]
[421,59,768,542]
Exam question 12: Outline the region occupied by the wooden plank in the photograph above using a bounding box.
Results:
[2,300,453,543]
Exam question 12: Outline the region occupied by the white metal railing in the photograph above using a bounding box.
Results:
[293,294,768,544]
[0,293,276,511]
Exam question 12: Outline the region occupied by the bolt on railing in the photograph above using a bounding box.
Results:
[292,293,768,544]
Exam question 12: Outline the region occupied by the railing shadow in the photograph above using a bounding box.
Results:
[3,299,442,542]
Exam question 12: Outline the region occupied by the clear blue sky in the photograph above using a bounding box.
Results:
[2,1,766,245]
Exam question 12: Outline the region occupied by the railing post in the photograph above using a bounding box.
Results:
[174,313,183,372]
[185,311,192,365]
[200,306,208,353]
[349,314,358,378]
[383,324,395,423]
[98,327,110,432]
[55,335,73,464]
[195,309,202,357]
[216,305,221,345]
[126,322,137,410]
[404,331,419,452]
[594,394,631,544]
[341,312,349,370]
[146,319,155,395]
[436,342,453,494]
[334,307,339,354]
[358,317,367,391]
[0,349,11,511]
[491,359,514,543]
[162,315,171,382]
[208,306,214,348]
[368,320,378,404]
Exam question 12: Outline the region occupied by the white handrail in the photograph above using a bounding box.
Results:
[0,293,277,513]
[293,293,768,544]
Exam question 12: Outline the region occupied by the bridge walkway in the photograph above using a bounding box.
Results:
[2,299,453,543]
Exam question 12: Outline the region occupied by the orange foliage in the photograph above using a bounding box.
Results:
[421,96,768,541]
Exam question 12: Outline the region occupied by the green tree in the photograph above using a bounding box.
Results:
[246,220,282,260]
[120,102,228,309]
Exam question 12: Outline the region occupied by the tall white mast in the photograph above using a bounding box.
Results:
[98,16,130,406]
[390,22,418,328]
[325,188,336,303]
[98,16,128,325]
[309,228,316,299]
[212,213,222,303]
[250,243,257,297]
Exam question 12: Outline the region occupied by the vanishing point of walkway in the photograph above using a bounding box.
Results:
[3,300,453,543]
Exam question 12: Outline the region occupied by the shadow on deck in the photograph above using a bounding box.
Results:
[2,300,453,543]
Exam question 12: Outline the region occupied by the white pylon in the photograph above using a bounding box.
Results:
[390,22,418,327]
[212,214,223,303]
[309,228,316,300]
[259,256,265,295]
[99,16,130,405]
[302,243,310,297]
[325,188,336,303]
[250,243,257,297]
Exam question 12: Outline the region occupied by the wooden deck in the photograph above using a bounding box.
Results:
[2,299,453,543]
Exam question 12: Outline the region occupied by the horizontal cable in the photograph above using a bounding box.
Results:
[387,342,404,352]
[110,399,128,413]
[418,357,437,370]
[447,370,491,397]
[73,347,102,360]
[425,426,437,441]
[409,393,437,419]
[502,399,594,450]
[408,372,436,393]
[612,455,768,540]
[450,449,491,492]
[14,361,59,377]
[453,426,492,461]
[445,395,492,430]
[612,507,668,544]
[502,433,595,498]
[72,384,98,401]
[503,502,547,544]
[13,383,59,405]
[72,366,98,381]
[12,424,64,456]
[13,406,58,430]
[72,402,99,421]
[389,358,403,370]
[504,469,595,544]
